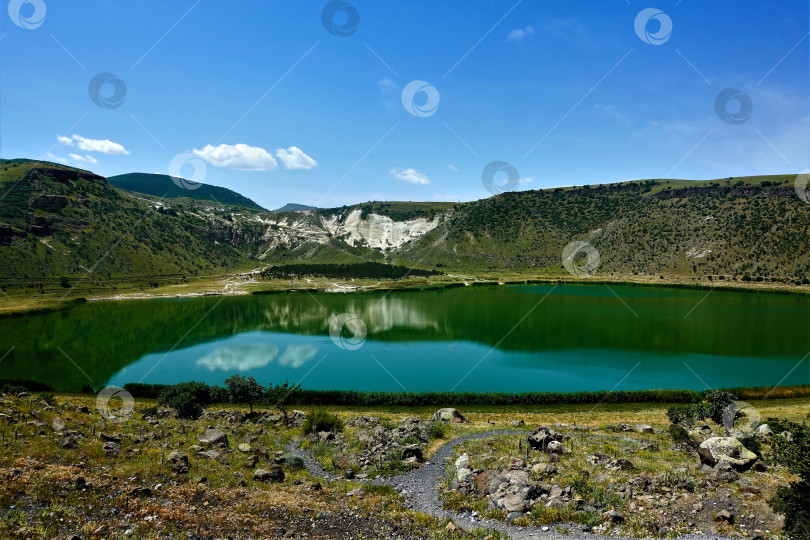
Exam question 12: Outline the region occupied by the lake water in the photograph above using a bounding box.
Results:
[1,284,808,393]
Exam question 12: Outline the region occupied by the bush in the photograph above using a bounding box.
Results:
[38,393,57,407]
[158,381,223,419]
[666,391,737,427]
[428,422,447,440]
[767,419,810,539]
[224,375,265,413]
[302,410,344,435]
[703,390,737,424]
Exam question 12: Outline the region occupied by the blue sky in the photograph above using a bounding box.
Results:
[2,0,808,209]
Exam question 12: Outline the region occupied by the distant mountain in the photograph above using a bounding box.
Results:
[2,158,808,284]
[273,203,318,212]
[107,173,265,210]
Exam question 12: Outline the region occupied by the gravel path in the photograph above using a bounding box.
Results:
[288,430,733,540]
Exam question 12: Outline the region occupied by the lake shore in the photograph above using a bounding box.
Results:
[2,270,809,317]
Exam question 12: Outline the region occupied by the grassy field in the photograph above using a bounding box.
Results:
[0,392,806,538]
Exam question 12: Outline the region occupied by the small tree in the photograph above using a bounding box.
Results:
[767,418,810,539]
[224,375,265,413]
[266,381,301,427]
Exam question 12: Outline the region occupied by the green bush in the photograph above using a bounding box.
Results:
[38,393,57,407]
[224,375,265,413]
[302,410,344,435]
[767,418,810,539]
[158,381,223,419]
[666,391,737,426]
[428,422,447,440]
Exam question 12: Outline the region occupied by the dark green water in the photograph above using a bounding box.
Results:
[1,284,808,393]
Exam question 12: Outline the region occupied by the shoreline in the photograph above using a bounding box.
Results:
[2,272,809,317]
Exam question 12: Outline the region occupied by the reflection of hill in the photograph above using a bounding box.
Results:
[2,284,808,390]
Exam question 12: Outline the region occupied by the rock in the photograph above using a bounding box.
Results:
[401,444,423,462]
[102,441,120,456]
[475,470,502,495]
[698,437,758,470]
[709,460,740,483]
[51,417,65,432]
[198,449,221,461]
[531,462,557,476]
[130,486,151,497]
[668,424,689,440]
[546,440,565,454]
[432,408,466,423]
[188,444,202,454]
[715,509,734,524]
[755,424,773,439]
[586,453,611,465]
[344,469,355,480]
[634,424,654,433]
[99,432,122,443]
[527,426,563,451]
[501,493,527,513]
[318,431,335,443]
[607,459,637,471]
[445,522,456,533]
[59,435,78,449]
[237,443,251,453]
[199,428,229,448]
[75,406,89,414]
[167,450,188,464]
[509,419,525,426]
[254,467,284,483]
[455,453,472,481]
[606,510,624,523]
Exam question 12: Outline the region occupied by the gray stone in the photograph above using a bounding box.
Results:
[254,467,284,482]
[199,428,229,448]
[198,449,221,461]
[709,460,740,483]
[634,424,654,433]
[431,408,466,423]
[527,426,563,450]
[698,437,758,470]
[606,510,624,522]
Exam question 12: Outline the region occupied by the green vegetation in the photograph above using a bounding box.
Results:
[767,418,810,539]
[107,172,265,210]
[301,409,344,435]
[666,390,738,426]
[224,374,265,413]
[259,261,442,280]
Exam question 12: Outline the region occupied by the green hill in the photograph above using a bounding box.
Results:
[0,160,247,279]
[107,172,265,210]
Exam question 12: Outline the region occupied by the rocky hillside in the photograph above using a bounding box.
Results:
[2,159,808,282]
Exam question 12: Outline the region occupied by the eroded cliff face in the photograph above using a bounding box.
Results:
[252,208,443,255]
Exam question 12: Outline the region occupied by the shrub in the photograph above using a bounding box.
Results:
[302,410,344,435]
[767,419,810,539]
[224,375,265,413]
[38,393,57,407]
[703,390,737,424]
[158,381,222,420]
[428,422,447,440]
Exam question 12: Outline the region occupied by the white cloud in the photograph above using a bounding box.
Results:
[377,76,398,93]
[275,146,318,170]
[56,134,129,155]
[447,164,459,172]
[390,167,431,185]
[192,143,277,171]
[507,26,534,43]
[45,152,68,164]
[69,154,98,164]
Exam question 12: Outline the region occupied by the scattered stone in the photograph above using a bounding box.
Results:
[51,417,65,432]
[454,453,472,481]
[59,435,78,449]
[445,521,456,533]
[167,450,188,464]
[75,406,89,414]
[546,440,565,454]
[432,408,466,423]
[509,420,525,426]
[698,437,758,470]
[237,443,251,453]
[401,444,423,462]
[130,486,151,497]
[709,460,740,483]
[102,441,120,456]
[198,449,221,461]
[715,509,735,524]
[99,432,122,444]
[318,431,335,443]
[606,510,624,523]
[586,453,611,466]
[634,424,654,433]
[527,426,563,451]
[755,424,773,439]
[199,427,229,448]
[253,467,284,482]
[607,458,637,471]
[344,469,355,480]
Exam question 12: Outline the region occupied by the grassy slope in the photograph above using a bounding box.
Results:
[0,160,247,279]
[396,175,810,280]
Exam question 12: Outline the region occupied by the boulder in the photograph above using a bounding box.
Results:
[317,431,335,443]
[431,408,466,423]
[237,443,251,453]
[51,417,66,432]
[715,509,734,524]
[475,470,503,495]
[254,467,284,483]
[59,435,78,449]
[709,460,739,483]
[755,424,773,439]
[606,510,624,523]
[199,428,229,448]
[455,453,472,481]
[607,459,637,471]
[198,449,221,461]
[634,424,654,433]
[401,444,423,462]
[500,493,527,513]
[586,453,611,466]
[546,440,565,454]
[527,426,562,451]
[698,437,758,470]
